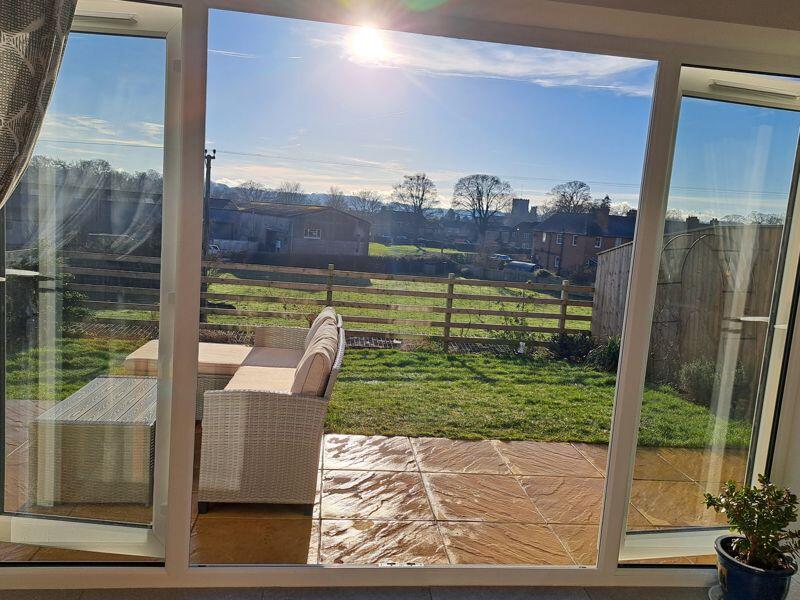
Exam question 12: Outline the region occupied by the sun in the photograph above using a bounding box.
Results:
[348,26,388,63]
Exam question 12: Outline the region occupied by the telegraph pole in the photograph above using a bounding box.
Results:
[203,149,216,260]
[201,149,215,324]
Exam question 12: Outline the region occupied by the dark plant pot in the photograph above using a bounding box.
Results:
[714,535,797,600]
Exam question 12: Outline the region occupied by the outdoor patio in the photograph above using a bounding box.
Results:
[2,400,734,565]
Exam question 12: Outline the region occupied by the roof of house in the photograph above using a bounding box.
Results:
[211,200,370,224]
[532,212,636,238]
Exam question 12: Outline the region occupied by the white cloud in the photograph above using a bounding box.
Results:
[208,48,257,59]
[38,112,164,150]
[312,29,654,96]
[135,121,164,141]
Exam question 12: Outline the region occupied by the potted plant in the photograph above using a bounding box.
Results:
[704,475,800,600]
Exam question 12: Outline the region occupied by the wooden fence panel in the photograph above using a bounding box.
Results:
[63,254,594,345]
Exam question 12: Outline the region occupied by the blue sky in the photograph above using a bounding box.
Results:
[33,11,800,217]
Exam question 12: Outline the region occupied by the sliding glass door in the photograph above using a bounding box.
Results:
[0,0,180,562]
[619,67,800,564]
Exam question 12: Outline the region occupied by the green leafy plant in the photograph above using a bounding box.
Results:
[705,475,800,571]
[586,335,620,372]
[678,357,749,408]
[548,331,596,364]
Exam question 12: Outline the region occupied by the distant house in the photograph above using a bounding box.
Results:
[210,200,370,256]
[525,205,637,274]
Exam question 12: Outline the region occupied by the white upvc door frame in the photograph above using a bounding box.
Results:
[3,0,800,589]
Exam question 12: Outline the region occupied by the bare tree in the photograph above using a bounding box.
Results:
[609,202,634,216]
[452,174,513,241]
[747,211,784,225]
[326,185,349,211]
[351,189,384,217]
[235,180,270,203]
[274,180,305,205]
[544,180,593,214]
[391,173,438,227]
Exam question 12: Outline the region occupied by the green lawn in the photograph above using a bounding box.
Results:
[6,338,750,448]
[95,270,591,338]
[327,349,752,448]
[369,242,469,257]
[6,337,141,401]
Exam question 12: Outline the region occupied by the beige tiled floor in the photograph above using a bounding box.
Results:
[3,414,742,566]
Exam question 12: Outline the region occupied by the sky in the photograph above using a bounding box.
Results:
[32,10,800,218]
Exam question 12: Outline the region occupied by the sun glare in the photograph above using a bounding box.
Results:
[348,26,388,63]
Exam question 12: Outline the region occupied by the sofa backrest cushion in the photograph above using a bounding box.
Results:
[293,321,339,396]
[305,307,337,349]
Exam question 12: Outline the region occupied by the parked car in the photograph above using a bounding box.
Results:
[503,261,537,272]
[491,254,512,262]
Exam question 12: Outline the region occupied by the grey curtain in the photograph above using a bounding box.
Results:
[0,0,76,209]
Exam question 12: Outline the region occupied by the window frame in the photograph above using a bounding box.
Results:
[5,0,800,591]
[572,234,579,246]
[554,256,561,269]
[594,236,603,248]
[303,227,322,240]
[555,232,564,245]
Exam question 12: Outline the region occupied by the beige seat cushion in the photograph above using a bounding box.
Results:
[224,366,295,393]
[242,347,304,369]
[304,307,337,348]
[124,340,253,376]
[293,322,339,396]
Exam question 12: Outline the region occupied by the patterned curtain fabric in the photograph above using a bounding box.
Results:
[0,0,77,209]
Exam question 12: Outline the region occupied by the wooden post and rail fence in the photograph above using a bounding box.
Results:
[58,251,594,350]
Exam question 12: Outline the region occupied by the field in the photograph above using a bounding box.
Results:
[6,337,751,448]
[368,242,469,257]
[95,269,592,339]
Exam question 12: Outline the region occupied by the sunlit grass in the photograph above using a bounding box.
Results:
[327,349,752,448]
[5,337,140,401]
[368,242,468,257]
[94,270,592,338]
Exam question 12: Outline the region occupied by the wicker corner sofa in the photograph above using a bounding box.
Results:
[197,310,345,514]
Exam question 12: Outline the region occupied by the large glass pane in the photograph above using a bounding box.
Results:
[190,9,656,566]
[616,70,800,565]
[1,2,178,562]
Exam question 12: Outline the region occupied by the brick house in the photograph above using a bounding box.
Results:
[525,206,637,275]
[211,201,370,256]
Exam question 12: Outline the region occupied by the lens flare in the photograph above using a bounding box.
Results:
[348,26,388,63]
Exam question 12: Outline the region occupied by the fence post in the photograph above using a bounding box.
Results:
[326,263,335,305]
[559,279,570,333]
[443,272,455,353]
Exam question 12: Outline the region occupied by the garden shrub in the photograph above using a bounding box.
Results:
[586,335,620,372]
[534,268,554,278]
[549,331,596,364]
[678,357,750,410]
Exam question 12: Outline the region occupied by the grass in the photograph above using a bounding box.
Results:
[6,338,750,447]
[6,336,141,401]
[94,270,592,338]
[368,242,469,257]
[327,349,752,448]
[5,338,750,448]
